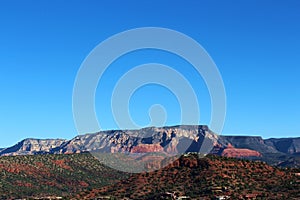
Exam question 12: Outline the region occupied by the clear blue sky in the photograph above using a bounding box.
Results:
[0,0,299,147]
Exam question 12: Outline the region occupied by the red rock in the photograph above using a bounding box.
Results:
[130,144,164,153]
[222,147,261,158]
[52,159,73,170]
[79,181,89,187]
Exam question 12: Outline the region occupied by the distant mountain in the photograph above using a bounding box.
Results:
[0,125,299,168]
[219,136,279,154]
[0,138,66,156]
[264,137,300,154]
[217,136,300,167]
[50,125,218,155]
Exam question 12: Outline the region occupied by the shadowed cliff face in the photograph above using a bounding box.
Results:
[219,136,300,155]
[264,138,300,154]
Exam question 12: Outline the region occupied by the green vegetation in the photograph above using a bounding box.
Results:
[0,153,128,199]
[0,153,300,199]
[79,154,300,199]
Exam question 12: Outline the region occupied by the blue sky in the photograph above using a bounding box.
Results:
[0,0,299,147]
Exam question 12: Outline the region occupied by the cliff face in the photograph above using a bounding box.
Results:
[52,125,218,156]
[221,144,262,158]
[220,136,279,154]
[130,144,164,153]
[264,138,300,154]
[0,139,66,156]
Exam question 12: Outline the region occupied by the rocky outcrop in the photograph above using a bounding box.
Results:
[0,139,66,156]
[264,138,300,154]
[220,136,279,154]
[221,144,262,158]
[131,144,164,153]
[50,125,218,155]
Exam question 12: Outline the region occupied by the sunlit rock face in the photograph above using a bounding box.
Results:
[221,143,262,158]
[0,125,217,157]
[1,125,299,168]
[53,125,218,155]
[0,139,66,156]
